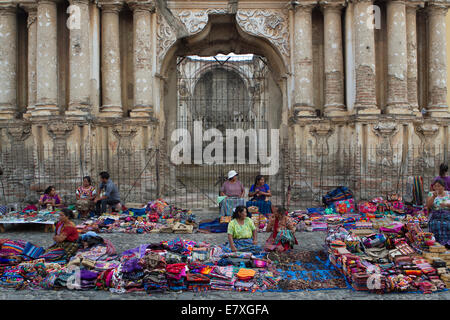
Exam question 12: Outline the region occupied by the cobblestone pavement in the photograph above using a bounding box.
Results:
[0,209,449,300]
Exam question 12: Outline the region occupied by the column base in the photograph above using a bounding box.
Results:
[426,106,450,118]
[293,104,316,117]
[324,105,347,117]
[31,104,59,117]
[385,104,413,115]
[99,105,123,118]
[130,105,153,118]
[0,110,16,120]
[66,105,91,120]
[354,105,381,115]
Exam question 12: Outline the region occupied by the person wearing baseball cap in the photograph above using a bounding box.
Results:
[219,170,246,217]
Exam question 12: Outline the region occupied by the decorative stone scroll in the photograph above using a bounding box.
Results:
[236,9,290,59]
[174,9,228,35]
[309,123,334,156]
[156,13,177,71]
[47,122,74,153]
[112,124,138,155]
[414,123,440,170]
[7,125,31,143]
[373,121,399,167]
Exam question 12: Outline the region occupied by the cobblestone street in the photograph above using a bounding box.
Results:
[0,209,449,300]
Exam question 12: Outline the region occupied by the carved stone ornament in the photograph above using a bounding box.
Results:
[7,126,31,143]
[173,9,228,35]
[47,122,74,141]
[236,9,290,59]
[112,124,138,155]
[157,13,177,72]
[414,122,440,170]
[373,121,399,167]
[309,123,334,156]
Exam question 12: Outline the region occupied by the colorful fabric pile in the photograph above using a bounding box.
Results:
[326,221,450,293]
[75,199,196,234]
[0,209,60,224]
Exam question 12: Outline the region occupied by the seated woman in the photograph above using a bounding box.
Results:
[265,206,298,252]
[226,206,262,254]
[39,186,63,210]
[76,176,97,219]
[426,179,450,245]
[220,170,245,217]
[431,163,450,191]
[246,175,272,215]
[39,209,79,262]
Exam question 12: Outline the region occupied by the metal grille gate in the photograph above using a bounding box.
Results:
[168,54,282,209]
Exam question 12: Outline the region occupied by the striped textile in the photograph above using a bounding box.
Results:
[220,198,245,217]
[0,240,27,256]
[22,242,45,259]
[429,209,450,245]
[246,200,272,214]
[413,176,424,205]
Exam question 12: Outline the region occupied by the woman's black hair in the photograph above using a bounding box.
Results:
[254,175,264,187]
[232,206,247,220]
[61,208,75,220]
[439,163,448,177]
[99,171,110,180]
[83,176,92,185]
[434,178,446,188]
[276,206,287,215]
[44,186,55,195]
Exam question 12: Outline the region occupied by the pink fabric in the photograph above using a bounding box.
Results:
[221,180,244,197]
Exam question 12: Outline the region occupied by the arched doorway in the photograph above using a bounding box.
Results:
[160,14,287,209]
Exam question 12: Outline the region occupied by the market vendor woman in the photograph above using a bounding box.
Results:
[227,206,261,253]
[40,209,79,262]
[39,186,63,210]
[246,175,272,214]
[220,170,245,217]
[426,178,450,245]
[76,176,97,219]
[265,205,297,252]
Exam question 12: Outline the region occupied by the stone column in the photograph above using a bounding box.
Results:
[427,2,449,117]
[406,2,421,115]
[129,0,154,118]
[386,0,410,114]
[321,1,346,117]
[22,4,38,119]
[66,0,91,119]
[99,1,123,118]
[34,0,59,116]
[292,1,316,117]
[0,3,17,120]
[353,0,379,114]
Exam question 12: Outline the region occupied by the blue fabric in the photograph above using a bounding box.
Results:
[246,200,272,214]
[249,184,270,201]
[128,208,146,216]
[222,239,263,255]
[198,218,228,233]
[429,209,450,245]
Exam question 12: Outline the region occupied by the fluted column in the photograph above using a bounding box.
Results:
[427,2,449,117]
[34,0,59,116]
[321,1,346,117]
[66,0,91,119]
[292,1,316,117]
[406,2,421,115]
[386,0,410,114]
[0,3,17,120]
[99,1,123,118]
[353,0,379,114]
[129,0,154,118]
[22,4,38,119]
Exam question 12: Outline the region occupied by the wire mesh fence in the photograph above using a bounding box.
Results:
[0,144,448,210]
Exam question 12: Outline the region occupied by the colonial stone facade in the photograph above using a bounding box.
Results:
[0,0,449,207]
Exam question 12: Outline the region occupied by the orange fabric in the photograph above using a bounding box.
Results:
[236,268,256,280]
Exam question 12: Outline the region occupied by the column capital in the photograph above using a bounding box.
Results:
[319,0,346,9]
[288,0,317,12]
[427,1,450,14]
[0,2,17,15]
[98,0,124,13]
[405,1,424,10]
[127,0,155,12]
[68,0,91,5]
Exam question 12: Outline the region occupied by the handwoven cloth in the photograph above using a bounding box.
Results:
[429,209,450,245]
[220,198,245,217]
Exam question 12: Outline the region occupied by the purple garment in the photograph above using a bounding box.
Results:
[122,258,143,273]
[121,244,149,258]
[221,180,244,197]
[79,269,99,280]
[432,176,450,191]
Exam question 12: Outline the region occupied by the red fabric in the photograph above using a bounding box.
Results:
[272,218,279,240]
[55,221,79,242]
[166,263,186,274]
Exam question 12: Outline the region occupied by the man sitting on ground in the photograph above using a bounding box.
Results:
[94,171,121,216]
